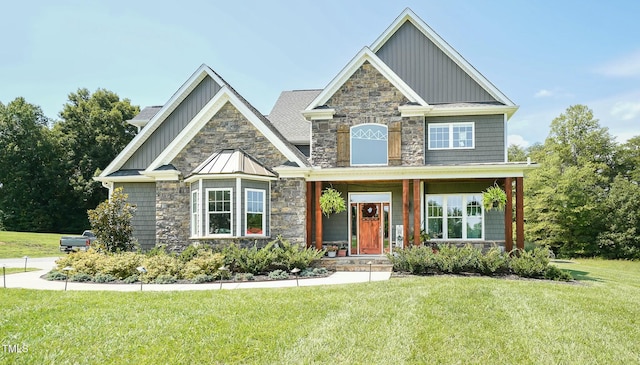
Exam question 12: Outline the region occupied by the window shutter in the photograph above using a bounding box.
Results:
[388,121,402,165]
[337,124,350,167]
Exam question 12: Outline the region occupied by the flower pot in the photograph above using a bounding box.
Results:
[337,249,347,257]
[327,251,337,258]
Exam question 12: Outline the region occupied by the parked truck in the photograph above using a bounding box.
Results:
[59,231,96,252]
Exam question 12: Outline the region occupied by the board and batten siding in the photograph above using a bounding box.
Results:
[122,76,221,170]
[376,21,497,104]
[424,114,505,164]
[115,183,156,250]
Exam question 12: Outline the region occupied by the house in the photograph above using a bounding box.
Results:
[96,8,535,254]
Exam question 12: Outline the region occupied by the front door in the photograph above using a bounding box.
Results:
[359,203,381,254]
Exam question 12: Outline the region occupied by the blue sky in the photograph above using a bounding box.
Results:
[1,0,639,147]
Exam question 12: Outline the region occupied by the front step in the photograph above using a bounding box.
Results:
[315,256,393,272]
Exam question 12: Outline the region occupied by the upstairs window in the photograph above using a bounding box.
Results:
[428,122,474,150]
[351,124,388,165]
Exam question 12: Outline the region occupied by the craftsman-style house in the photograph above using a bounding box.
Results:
[96,8,534,254]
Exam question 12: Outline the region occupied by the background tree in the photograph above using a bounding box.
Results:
[54,89,139,231]
[0,98,65,232]
[597,176,640,259]
[88,187,137,252]
[615,136,640,183]
[507,144,528,162]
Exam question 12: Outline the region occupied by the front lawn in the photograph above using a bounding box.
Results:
[0,231,62,258]
[1,259,639,364]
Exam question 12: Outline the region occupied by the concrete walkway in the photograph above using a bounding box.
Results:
[0,257,391,292]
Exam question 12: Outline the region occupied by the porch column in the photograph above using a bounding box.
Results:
[315,181,323,250]
[306,181,313,248]
[413,179,421,246]
[504,177,513,252]
[402,179,410,248]
[515,177,524,250]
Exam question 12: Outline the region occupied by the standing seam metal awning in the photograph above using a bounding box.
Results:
[189,149,277,178]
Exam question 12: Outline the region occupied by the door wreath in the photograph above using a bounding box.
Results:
[361,203,378,218]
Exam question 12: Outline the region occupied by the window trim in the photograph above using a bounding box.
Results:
[205,188,233,237]
[425,193,484,240]
[245,188,266,236]
[427,122,475,150]
[191,190,199,237]
[350,123,389,166]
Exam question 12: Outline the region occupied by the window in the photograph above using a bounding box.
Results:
[351,124,388,165]
[207,189,232,235]
[428,122,474,150]
[425,194,483,240]
[191,190,199,237]
[245,189,265,235]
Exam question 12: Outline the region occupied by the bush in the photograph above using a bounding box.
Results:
[154,275,177,284]
[270,236,325,270]
[182,251,225,279]
[435,245,481,274]
[94,273,117,283]
[70,273,93,282]
[88,187,137,252]
[46,270,67,281]
[544,265,573,281]
[55,249,106,276]
[268,270,289,280]
[479,246,510,275]
[300,267,329,277]
[223,243,275,274]
[140,253,182,283]
[510,247,551,278]
[234,273,254,281]
[99,251,142,279]
[123,275,139,284]
[388,245,436,274]
[192,274,215,284]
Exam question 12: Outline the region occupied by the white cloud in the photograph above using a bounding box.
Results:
[507,134,530,148]
[611,101,640,121]
[534,89,553,98]
[595,50,640,78]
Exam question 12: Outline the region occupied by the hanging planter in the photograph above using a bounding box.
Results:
[319,187,346,216]
[482,184,507,211]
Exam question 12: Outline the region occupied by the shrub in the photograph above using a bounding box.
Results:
[544,265,573,281]
[123,275,139,284]
[46,270,67,281]
[388,245,436,274]
[234,273,254,281]
[70,273,93,282]
[179,244,208,263]
[510,247,551,278]
[140,253,182,283]
[270,236,324,270]
[182,251,225,280]
[94,273,117,283]
[99,251,142,279]
[268,270,289,280]
[192,274,214,284]
[55,249,106,276]
[435,244,481,274]
[154,275,177,284]
[222,243,276,275]
[87,187,137,252]
[479,246,510,275]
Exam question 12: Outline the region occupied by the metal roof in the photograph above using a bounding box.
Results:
[190,149,277,178]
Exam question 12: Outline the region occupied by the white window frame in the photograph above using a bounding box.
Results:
[350,123,388,166]
[191,190,199,237]
[245,188,266,236]
[425,193,484,240]
[205,188,233,237]
[428,122,475,150]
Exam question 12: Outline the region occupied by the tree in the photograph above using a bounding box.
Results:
[0,98,66,232]
[597,176,640,259]
[54,89,139,231]
[615,136,640,184]
[88,187,137,252]
[507,144,528,162]
[524,105,613,257]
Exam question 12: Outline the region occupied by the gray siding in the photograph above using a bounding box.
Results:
[116,183,156,250]
[424,114,505,164]
[122,76,221,169]
[376,21,497,104]
[425,181,504,241]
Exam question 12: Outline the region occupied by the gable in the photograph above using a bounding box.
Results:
[122,76,221,169]
[376,21,496,104]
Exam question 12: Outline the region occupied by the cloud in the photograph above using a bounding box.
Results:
[533,88,574,99]
[611,101,640,121]
[534,89,553,98]
[595,50,640,78]
[507,134,530,148]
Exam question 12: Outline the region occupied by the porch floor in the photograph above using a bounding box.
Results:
[315,255,393,272]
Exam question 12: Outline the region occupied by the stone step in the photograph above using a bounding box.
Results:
[315,256,393,272]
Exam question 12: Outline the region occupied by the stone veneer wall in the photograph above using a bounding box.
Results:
[311,61,424,167]
[155,101,306,251]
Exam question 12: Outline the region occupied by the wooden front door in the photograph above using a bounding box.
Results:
[359,203,382,254]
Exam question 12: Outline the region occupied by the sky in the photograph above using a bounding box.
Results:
[1,0,639,148]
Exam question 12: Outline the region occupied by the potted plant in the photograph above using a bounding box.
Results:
[482,184,507,211]
[326,245,339,258]
[337,244,348,257]
[319,187,346,216]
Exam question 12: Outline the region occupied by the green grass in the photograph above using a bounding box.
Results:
[2,267,40,275]
[0,231,63,258]
[1,259,639,364]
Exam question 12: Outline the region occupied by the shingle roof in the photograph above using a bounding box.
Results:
[268,89,321,144]
[130,106,162,121]
[190,149,277,178]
